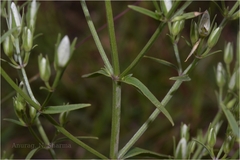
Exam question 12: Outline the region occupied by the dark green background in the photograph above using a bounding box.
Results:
[1,1,238,158]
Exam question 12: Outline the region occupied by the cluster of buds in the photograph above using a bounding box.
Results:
[13,87,37,125]
[3,1,39,68]
[175,124,191,159]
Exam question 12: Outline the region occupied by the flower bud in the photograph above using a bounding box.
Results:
[207,27,222,48]
[38,54,51,82]
[172,20,184,36]
[228,68,239,90]
[56,35,70,68]
[29,106,37,121]
[216,62,226,88]
[224,42,233,65]
[207,128,216,148]
[3,36,14,57]
[190,21,199,45]
[11,2,22,37]
[181,124,189,141]
[175,137,187,159]
[27,0,39,32]
[13,97,26,124]
[22,27,33,52]
[223,135,234,154]
[198,10,210,37]
[160,0,172,17]
[59,111,69,126]
[226,98,237,109]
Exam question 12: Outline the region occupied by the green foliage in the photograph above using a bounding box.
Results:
[1,0,239,159]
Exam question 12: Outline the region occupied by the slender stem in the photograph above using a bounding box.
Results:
[120,23,166,78]
[105,1,121,158]
[118,60,198,158]
[173,41,182,74]
[80,0,113,74]
[105,0,120,75]
[14,38,56,159]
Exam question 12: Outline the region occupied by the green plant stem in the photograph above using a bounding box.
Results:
[105,1,121,158]
[14,38,56,159]
[118,60,198,158]
[173,41,182,74]
[120,23,166,78]
[80,0,113,74]
[42,70,63,108]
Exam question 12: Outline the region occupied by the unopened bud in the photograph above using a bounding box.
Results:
[198,10,210,37]
[223,135,234,154]
[172,20,184,36]
[181,124,189,141]
[38,54,51,82]
[190,21,199,45]
[207,27,222,48]
[207,128,216,148]
[226,98,237,109]
[175,137,187,159]
[3,36,14,57]
[228,68,239,90]
[224,42,233,65]
[56,35,70,68]
[59,111,69,126]
[160,0,172,17]
[11,2,22,37]
[22,27,33,52]
[216,62,226,88]
[29,106,37,121]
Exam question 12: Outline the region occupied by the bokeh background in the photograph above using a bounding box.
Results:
[1,1,238,159]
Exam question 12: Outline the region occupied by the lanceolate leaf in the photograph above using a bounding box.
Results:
[3,118,27,127]
[169,74,191,81]
[128,5,159,20]
[82,68,110,78]
[41,104,90,114]
[123,147,171,159]
[145,56,178,71]
[121,76,174,126]
[26,147,42,160]
[220,103,239,139]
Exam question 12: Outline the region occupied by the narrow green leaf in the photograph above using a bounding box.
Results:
[121,76,174,126]
[54,136,98,143]
[82,68,110,78]
[3,118,27,127]
[124,147,172,159]
[220,103,240,138]
[25,147,42,160]
[144,56,179,71]
[170,74,191,81]
[128,5,159,20]
[192,138,212,156]
[41,104,90,114]
[0,27,17,44]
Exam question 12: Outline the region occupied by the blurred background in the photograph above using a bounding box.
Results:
[1,1,238,159]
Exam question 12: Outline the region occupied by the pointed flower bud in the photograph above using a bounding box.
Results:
[11,2,22,36]
[181,124,189,141]
[56,35,70,68]
[190,21,199,44]
[3,36,14,57]
[29,106,37,121]
[207,27,222,48]
[38,54,51,82]
[28,0,39,32]
[207,128,216,148]
[216,62,226,88]
[22,27,33,52]
[13,97,26,124]
[175,137,187,159]
[228,68,239,90]
[59,111,69,126]
[198,10,210,37]
[223,135,234,154]
[172,20,184,36]
[224,42,233,65]
[160,0,172,17]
